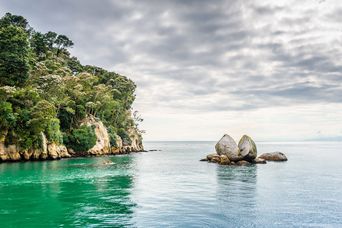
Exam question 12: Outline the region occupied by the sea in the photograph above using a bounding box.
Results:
[0,141,341,227]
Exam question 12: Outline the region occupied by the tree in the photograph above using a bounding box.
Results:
[55,35,74,56]
[33,74,66,106]
[30,31,48,59]
[133,110,145,133]
[67,56,83,74]
[44,31,57,49]
[0,24,30,86]
[28,100,57,135]
[0,13,29,30]
[63,125,96,152]
[107,75,136,109]
[0,101,16,130]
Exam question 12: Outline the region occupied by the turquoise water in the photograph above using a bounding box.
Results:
[0,141,342,227]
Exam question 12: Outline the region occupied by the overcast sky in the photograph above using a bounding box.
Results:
[1,0,342,141]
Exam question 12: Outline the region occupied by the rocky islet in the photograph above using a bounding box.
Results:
[202,134,288,165]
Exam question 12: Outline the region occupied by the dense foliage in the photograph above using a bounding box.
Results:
[0,13,140,152]
[63,125,96,153]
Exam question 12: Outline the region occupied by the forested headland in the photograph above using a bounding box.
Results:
[0,13,144,161]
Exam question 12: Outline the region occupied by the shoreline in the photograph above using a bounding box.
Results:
[0,148,148,163]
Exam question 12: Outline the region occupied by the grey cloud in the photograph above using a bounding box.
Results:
[327,7,342,22]
[1,0,341,112]
[252,5,285,15]
[238,82,342,104]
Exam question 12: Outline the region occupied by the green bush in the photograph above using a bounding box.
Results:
[46,118,63,144]
[63,125,96,152]
[0,101,16,129]
[117,128,131,146]
[107,126,118,147]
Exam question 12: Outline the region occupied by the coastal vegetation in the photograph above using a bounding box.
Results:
[0,13,143,160]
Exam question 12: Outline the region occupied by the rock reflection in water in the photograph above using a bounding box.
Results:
[216,165,257,226]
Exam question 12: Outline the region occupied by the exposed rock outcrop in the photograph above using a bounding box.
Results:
[81,115,144,156]
[215,134,241,161]
[238,135,257,161]
[0,115,144,163]
[0,133,71,162]
[128,127,144,152]
[111,136,123,154]
[47,143,70,159]
[40,132,49,160]
[258,152,288,161]
[202,134,287,166]
[219,155,230,165]
[0,144,20,161]
[207,153,218,161]
[81,115,111,155]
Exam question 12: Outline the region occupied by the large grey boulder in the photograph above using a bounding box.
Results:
[215,134,242,161]
[258,152,287,161]
[238,135,257,161]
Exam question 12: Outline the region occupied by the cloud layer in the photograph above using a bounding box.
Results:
[1,0,341,140]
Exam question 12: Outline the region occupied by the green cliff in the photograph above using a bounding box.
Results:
[0,13,144,161]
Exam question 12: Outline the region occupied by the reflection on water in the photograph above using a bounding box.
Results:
[216,165,257,226]
[0,156,136,227]
[1,141,342,227]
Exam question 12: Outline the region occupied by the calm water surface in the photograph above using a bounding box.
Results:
[0,141,341,227]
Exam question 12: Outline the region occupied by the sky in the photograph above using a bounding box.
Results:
[1,0,342,141]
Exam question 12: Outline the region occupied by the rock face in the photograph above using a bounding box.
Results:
[128,127,144,152]
[82,116,111,155]
[258,152,288,161]
[0,115,144,163]
[82,115,144,155]
[215,134,241,161]
[111,127,144,154]
[0,133,71,162]
[0,144,20,161]
[238,135,257,161]
[111,136,123,154]
[47,143,71,159]
[40,132,48,160]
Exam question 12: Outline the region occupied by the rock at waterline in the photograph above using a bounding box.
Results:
[238,135,257,161]
[215,134,242,161]
[252,157,267,164]
[204,154,231,165]
[210,155,221,163]
[235,160,251,166]
[207,153,218,161]
[201,134,287,166]
[219,155,230,165]
[258,152,287,161]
